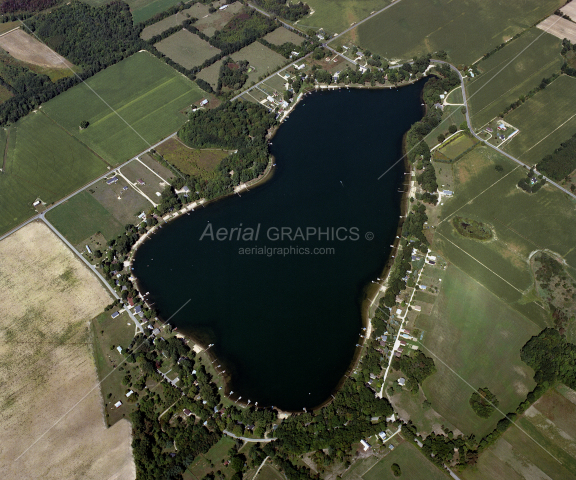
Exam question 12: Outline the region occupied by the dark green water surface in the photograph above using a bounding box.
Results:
[133,84,425,410]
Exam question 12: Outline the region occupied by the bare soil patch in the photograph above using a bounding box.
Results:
[537,16,576,43]
[0,28,74,69]
[0,222,134,480]
[560,2,576,20]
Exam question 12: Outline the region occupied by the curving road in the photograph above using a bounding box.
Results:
[223,429,277,443]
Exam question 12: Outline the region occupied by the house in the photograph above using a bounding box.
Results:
[389,444,395,450]
[183,409,192,416]
[106,176,118,185]
[127,297,134,307]
[266,95,275,103]
[497,123,507,131]
[85,245,92,254]
[434,102,444,111]
[111,311,120,319]
[200,99,209,106]
[152,328,161,336]
[486,127,493,133]
[442,190,453,197]
[134,305,142,314]
[137,179,145,185]
[412,305,422,312]
[114,401,122,408]
[126,390,133,397]
[360,439,371,451]
[396,308,402,315]
[117,346,122,354]
[138,211,146,220]
[398,377,406,386]
[33,200,41,207]
[378,431,387,441]
[291,51,300,57]
[219,4,228,10]
[428,255,437,261]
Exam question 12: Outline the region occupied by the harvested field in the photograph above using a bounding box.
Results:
[194,1,243,37]
[230,42,287,85]
[537,15,576,43]
[561,2,576,19]
[0,222,134,480]
[196,60,222,88]
[156,136,229,178]
[0,28,74,70]
[263,26,304,46]
[154,29,220,69]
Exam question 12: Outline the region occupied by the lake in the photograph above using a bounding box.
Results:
[133,83,425,410]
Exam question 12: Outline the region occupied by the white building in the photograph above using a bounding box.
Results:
[360,439,371,451]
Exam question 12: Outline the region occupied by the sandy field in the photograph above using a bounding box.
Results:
[0,221,134,479]
[0,28,74,69]
[537,15,576,43]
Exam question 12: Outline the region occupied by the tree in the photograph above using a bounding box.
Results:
[494,164,504,172]
[437,134,445,143]
[391,463,401,476]
[80,120,89,129]
[469,388,499,418]
[448,124,457,134]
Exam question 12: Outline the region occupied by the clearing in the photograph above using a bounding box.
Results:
[140,4,210,40]
[0,111,108,237]
[0,28,74,70]
[461,386,576,480]
[156,136,229,178]
[194,1,243,37]
[263,26,304,46]
[0,222,134,479]
[155,29,221,69]
[345,0,564,65]
[42,51,207,165]
[467,28,563,129]
[503,75,576,165]
[537,15,576,43]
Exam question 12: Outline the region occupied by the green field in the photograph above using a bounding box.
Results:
[155,29,221,69]
[437,133,477,160]
[84,0,184,24]
[187,436,237,479]
[0,112,108,235]
[347,0,563,65]
[156,137,229,178]
[417,265,540,438]
[254,464,284,480]
[362,441,448,480]
[263,26,304,46]
[45,190,124,245]
[42,52,206,165]
[424,105,466,148]
[503,75,576,165]
[461,387,576,480]
[468,29,563,128]
[298,0,391,35]
[445,86,463,105]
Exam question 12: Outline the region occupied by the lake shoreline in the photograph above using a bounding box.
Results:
[129,79,427,415]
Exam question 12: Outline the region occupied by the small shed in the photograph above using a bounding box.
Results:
[114,401,122,408]
[111,311,120,319]
[116,346,122,354]
[360,439,371,451]
[126,390,133,397]
[398,377,406,386]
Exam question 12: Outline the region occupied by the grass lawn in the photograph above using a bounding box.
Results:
[424,105,466,149]
[300,0,392,36]
[197,61,222,88]
[187,436,237,479]
[45,190,124,244]
[346,0,563,65]
[42,52,206,165]
[90,310,139,426]
[0,112,108,236]
[255,464,285,480]
[231,42,287,85]
[461,387,576,480]
[155,29,221,69]
[362,441,448,480]
[445,86,463,105]
[417,265,539,438]
[503,75,576,165]
[156,137,229,178]
[467,29,563,129]
[437,133,477,160]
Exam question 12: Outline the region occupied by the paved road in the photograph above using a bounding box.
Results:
[223,429,277,443]
[432,60,576,202]
[40,214,144,334]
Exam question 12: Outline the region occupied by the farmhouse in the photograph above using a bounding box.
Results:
[378,431,387,441]
[106,176,118,185]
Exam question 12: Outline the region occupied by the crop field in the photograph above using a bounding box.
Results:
[361,441,448,480]
[467,29,563,129]
[45,190,125,245]
[0,28,74,70]
[42,52,206,165]
[433,145,576,315]
[0,222,134,480]
[424,105,466,148]
[344,0,563,66]
[139,152,176,179]
[461,387,576,480]
[196,60,221,88]
[156,137,229,178]
[0,111,108,236]
[155,29,221,69]
[231,42,287,84]
[194,1,243,37]
[561,2,576,18]
[538,15,576,43]
[119,157,171,200]
[416,265,539,438]
[298,0,391,37]
[139,3,212,39]
[503,75,576,165]
[436,133,477,160]
[263,26,304,46]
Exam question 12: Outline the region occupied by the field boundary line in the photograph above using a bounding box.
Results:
[437,164,520,226]
[435,231,524,293]
[416,341,563,465]
[14,298,192,461]
[0,26,20,38]
[518,109,576,158]
[136,157,171,185]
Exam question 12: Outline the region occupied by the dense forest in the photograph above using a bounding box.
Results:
[210,8,276,53]
[217,58,249,92]
[469,388,498,418]
[251,0,310,21]
[392,351,436,392]
[537,133,576,182]
[0,0,57,13]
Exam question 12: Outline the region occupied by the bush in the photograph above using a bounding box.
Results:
[391,463,401,476]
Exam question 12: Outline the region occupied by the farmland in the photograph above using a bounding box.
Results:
[503,75,576,165]
[346,0,564,65]
[42,52,206,165]
[139,3,213,40]
[0,222,134,480]
[467,28,563,129]
[155,29,221,69]
[0,111,108,236]
[195,1,244,37]
[263,26,304,46]
[417,265,539,438]
[424,105,466,149]
[155,137,230,178]
[461,387,576,480]
[436,133,478,161]
[537,15,576,43]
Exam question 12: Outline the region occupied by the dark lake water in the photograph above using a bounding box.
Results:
[133,83,425,410]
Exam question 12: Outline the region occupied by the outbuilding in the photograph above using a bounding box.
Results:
[360,439,371,451]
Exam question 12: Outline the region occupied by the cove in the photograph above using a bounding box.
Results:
[133,83,425,411]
